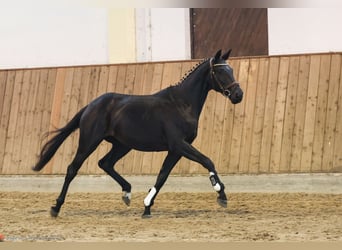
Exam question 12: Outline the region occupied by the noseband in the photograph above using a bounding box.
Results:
[209,58,239,97]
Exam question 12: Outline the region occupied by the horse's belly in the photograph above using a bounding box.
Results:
[118,134,168,152]
[114,122,168,152]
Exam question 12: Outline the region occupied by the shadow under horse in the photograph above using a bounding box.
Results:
[32,49,243,218]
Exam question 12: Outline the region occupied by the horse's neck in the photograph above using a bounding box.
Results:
[174,63,211,118]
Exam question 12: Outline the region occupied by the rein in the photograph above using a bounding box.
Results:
[209,58,239,97]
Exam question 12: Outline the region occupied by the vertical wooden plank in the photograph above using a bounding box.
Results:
[322,54,341,172]
[333,55,342,171]
[259,57,280,173]
[301,55,321,172]
[269,57,290,173]
[49,69,66,131]
[279,56,300,172]
[249,58,269,173]
[41,69,57,136]
[228,59,249,173]
[2,70,24,174]
[238,58,259,173]
[0,71,16,173]
[0,71,8,121]
[132,64,145,95]
[219,59,240,174]
[107,65,118,92]
[114,65,127,94]
[78,67,92,108]
[0,71,9,173]
[98,66,110,95]
[141,64,155,95]
[290,55,311,172]
[14,70,33,173]
[123,64,136,95]
[311,55,331,172]
[150,63,164,94]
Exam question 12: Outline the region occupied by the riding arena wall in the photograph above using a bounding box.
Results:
[0,52,342,175]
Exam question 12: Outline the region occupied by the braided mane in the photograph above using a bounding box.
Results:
[173,58,209,86]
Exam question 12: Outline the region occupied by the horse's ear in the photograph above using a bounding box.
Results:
[214,49,222,61]
[222,49,232,60]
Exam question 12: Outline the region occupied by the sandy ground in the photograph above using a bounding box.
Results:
[0,192,341,242]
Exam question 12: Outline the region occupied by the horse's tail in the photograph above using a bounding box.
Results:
[32,106,87,171]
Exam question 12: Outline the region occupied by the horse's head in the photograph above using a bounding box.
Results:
[209,49,243,104]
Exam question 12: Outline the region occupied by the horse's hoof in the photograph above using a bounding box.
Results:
[122,192,131,206]
[50,207,59,218]
[142,213,152,219]
[217,198,228,208]
[142,206,152,218]
[122,196,131,206]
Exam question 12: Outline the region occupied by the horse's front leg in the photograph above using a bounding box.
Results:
[177,142,228,207]
[142,153,181,218]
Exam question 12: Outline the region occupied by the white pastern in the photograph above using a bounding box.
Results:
[144,187,157,206]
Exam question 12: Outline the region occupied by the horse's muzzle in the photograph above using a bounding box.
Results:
[229,88,243,104]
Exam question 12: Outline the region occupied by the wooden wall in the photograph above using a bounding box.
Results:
[1,52,342,175]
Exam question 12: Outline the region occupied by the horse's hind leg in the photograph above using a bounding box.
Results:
[98,141,132,206]
[51,137,102,217]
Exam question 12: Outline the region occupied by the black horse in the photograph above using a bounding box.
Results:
[33,49,243,218]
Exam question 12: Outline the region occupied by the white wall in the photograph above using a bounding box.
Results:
[135,8,191,62]
[0,8,108,69]
[0,6,191,69]
[4,7,341,69]
[268,8,342,55]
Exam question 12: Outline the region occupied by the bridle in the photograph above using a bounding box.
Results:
[209,58,240,98]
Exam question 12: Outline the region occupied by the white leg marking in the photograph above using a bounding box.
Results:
[144,187,157,206]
